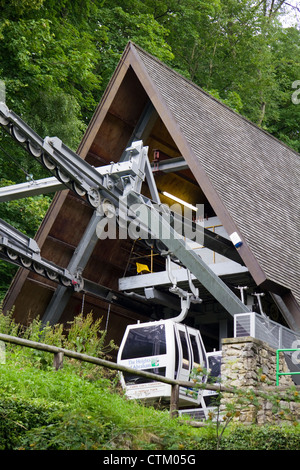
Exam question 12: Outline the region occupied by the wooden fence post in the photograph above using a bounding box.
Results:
[170,384,179,418]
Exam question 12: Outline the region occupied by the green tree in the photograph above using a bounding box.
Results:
[158,0,300,140]
[0,0,177,300]
[0,179,51,302]
[94,0,174,89]
[265,26,300,152]
[160,1,279,125]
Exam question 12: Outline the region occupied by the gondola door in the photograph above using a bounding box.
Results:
[174,323,191,384]
[174,323,196,405]
[174,323,208,405]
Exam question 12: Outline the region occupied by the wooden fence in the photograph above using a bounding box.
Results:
[0,332,299,419]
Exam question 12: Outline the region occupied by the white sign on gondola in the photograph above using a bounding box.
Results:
[126,355,166,370]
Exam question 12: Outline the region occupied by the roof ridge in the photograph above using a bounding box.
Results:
[128,41,300,158]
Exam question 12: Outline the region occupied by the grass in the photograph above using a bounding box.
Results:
[0,357,205,450]
[2,349,300,451]
[1,311,300,451]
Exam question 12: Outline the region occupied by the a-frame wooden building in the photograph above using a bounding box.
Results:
[3,42,300,352]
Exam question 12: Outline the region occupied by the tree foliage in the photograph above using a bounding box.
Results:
[1,0,299,166]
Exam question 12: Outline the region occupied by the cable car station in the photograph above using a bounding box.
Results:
[0,42,299,418]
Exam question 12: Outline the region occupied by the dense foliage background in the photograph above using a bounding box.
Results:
[0,0,300,299]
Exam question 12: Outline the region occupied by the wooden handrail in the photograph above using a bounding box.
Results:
[1,332,300,418]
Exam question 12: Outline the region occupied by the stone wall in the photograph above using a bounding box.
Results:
[220,336,300,425]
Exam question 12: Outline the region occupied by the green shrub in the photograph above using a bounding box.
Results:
[0,306,19,336]
[0,396,63,450]
[0,310,118,379]
[219,424,300,450]
[17,411,116,450]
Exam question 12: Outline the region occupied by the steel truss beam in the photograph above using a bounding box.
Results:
[42,102,159,324]
[122,192,249,316]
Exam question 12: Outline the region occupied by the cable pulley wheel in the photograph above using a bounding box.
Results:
[10,125,27,143]
[6,248,18,260]
[32,262,45,275]
[143,238,154,248]
[45,269,59,281]
[27,141,42,158]
[102,199,116,218]
[41,153,56,171]
[73,182,86,197]
[20,257,32,268]
[154,239,168,253]
[60,276,72,287]
[56,168,71,184]
[87,189,101,208]
[0,115,9,126]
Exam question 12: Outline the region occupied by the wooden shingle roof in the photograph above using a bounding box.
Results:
[126,42,299,314]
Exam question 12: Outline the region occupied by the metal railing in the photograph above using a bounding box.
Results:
[234,312,300,351]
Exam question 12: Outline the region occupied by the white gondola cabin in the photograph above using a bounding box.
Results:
[117,319,209,407]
